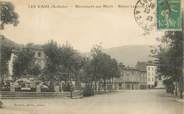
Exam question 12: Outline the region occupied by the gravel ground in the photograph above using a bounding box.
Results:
[0,89,183,114]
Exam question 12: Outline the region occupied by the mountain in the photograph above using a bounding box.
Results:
[0,35,21,48]
[103,45,154,67]
[1,36,154,67]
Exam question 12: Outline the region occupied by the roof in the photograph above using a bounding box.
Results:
[146,61,157,66]
[24,44,44,51]
[123,67,146,72]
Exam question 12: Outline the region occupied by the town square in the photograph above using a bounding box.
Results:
[0,0,184,114]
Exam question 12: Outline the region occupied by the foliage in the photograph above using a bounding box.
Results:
[13,47,41,78]
[43,41,83,81]
[156,31,182,80]
[0,100,3,108]
[0,1,19,104]
[0,1,19,79]
[29,64,42,76]
[60,44,83,79]
[0,1,19,29]
[83,44,121,92]
[154,31,183,97]
[0,41,12,78]
[42,40,61,81]
[42,41,84,91]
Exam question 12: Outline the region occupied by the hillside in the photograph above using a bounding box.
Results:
[0,35,21,48]
[0,36,154,67]
[103,45,154,67]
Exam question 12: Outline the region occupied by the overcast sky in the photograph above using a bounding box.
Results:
[1,0,161,52]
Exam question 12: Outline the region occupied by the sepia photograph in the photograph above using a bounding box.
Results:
[0,0,184,114]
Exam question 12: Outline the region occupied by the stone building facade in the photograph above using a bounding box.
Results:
[31,47,46,69]
[115,67,147,90]
[146,63,157,88]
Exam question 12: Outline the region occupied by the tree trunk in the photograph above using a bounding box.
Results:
[0,23,4,30]
[104,79,106,93]
[175,81,178,96]
[179,90,183,99]
[0,101,3,108]
[111,77,114,91]
[0,75,3,91]
[94,80,97,94]
[179,77,183,99]
[49,79,55,92]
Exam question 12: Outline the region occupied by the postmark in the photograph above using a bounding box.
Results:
[134,0,156,32]
[157,0,182,30]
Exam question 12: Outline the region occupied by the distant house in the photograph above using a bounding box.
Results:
[146,62,157,88]
[116,67,147,90]
[26,44,46,69]
[135,61,147,71]
[136,61,160,89]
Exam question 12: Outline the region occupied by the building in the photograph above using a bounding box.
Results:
[22,45,46,69]
[20,44,46,70]
[30,48,46,69]
[146,62,157,88]
[116,67,147,90]
[136,61,164,89]
[135,61,147,71]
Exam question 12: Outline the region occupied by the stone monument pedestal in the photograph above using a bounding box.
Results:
[10,83,15,92]
[36,85,41,93]
[54,85,60,92]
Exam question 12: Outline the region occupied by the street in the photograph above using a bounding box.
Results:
[0,89,183,114]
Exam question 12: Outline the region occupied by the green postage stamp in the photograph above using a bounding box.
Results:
[157,0,182,30]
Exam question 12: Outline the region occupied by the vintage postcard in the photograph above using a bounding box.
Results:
[0,0,184,114]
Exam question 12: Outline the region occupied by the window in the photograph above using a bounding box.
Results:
[147,67,150,71]
[33,52,36,56]
[148,72,150,76]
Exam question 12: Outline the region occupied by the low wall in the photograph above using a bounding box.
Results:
[0,91,80,99]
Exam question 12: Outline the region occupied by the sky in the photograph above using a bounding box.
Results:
[1,0,161,52]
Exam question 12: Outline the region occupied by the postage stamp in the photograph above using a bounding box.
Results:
[157,0,182,30]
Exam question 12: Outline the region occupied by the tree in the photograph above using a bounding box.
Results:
[43,41,60,78]
[59,44,82,79]
[0,1,19,29]
[0,1,19,82]
[43,41,83,92]
[154,31,183,98]
[0,37,12,84]
[109,58,121,89]
[42,40,61,91]
[59,43,84,93]
[83,44,121,94]
[0,1,19,83]
[13,47,39,79]
[0,1,19,106]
